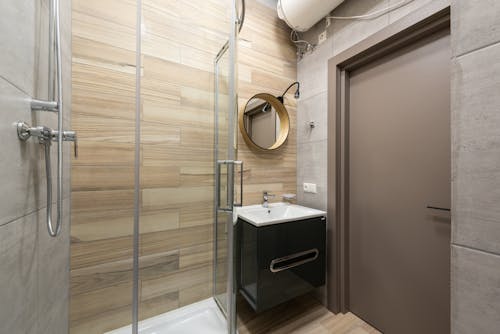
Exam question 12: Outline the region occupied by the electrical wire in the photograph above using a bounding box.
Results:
[327,0,414,20]
[290,30,309,45]
[290,30,315,59]
[290,0,414,58]
[290,31,312,48]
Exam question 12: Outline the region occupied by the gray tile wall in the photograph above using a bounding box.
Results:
[296,0,435,307]
[0,1,71,333]
[451,1,500,332]
[296,0,433,211]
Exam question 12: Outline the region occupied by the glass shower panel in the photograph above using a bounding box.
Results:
[138,0,234,327]
[214,23,238,334]
[214,43,231,311]
[69,0,136,332]
[69,0,236,332]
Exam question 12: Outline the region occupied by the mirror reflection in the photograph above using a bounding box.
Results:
[242,97,282,149]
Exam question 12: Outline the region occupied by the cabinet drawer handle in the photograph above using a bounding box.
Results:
[269,248,319,273]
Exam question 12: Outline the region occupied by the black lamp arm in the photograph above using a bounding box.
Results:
[277,81,300,103]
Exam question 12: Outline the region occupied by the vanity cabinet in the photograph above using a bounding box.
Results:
[237,216,326,312]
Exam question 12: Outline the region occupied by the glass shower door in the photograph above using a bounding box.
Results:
[136,0,237,332]
[214,36,238,334]
[69,0,239,332]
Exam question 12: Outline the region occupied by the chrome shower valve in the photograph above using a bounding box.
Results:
[16,121,78,158]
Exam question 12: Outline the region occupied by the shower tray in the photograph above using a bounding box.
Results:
[107,298,227,334]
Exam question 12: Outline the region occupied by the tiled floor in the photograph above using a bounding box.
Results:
[237,294,381,334]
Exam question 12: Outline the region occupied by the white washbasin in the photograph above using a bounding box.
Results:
[236,202,326,227]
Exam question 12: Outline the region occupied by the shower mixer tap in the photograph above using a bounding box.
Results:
[17,121,78,158]
[16,120,77,237]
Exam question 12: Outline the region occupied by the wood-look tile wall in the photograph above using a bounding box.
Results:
[238,1,298,205]
[70,0,296,332]
[70,0,136,332]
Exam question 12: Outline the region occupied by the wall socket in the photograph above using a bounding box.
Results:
[303,183,317,194]
[318,30,327,45]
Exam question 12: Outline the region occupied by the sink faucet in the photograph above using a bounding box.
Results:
[262,191,275,208]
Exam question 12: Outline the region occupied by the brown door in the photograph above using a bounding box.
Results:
[348,29,450,334]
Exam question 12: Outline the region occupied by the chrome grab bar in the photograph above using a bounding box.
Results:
[269,248,319,273]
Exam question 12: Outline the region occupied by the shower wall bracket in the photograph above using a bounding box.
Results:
[30,99,59,112]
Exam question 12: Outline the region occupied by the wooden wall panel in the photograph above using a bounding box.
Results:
[71,0,296,332]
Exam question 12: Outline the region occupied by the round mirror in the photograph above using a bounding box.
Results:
[239,93,290,151]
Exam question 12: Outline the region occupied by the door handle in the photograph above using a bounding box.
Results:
[233,161,243,207]
[216,160,243,211]
[426,206,450,212]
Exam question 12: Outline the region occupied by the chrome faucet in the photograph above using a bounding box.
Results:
[262,191,275,208]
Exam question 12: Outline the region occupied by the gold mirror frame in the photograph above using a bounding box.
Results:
[239,93,290,151]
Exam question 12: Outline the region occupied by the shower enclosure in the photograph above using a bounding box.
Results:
[69,0,240,333]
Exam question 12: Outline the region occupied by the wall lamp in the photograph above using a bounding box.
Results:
[262,81,300,112]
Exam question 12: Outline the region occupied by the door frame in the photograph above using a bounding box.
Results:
[326,0,451,313]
